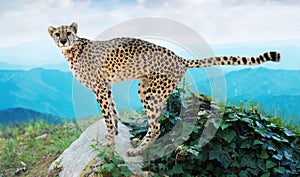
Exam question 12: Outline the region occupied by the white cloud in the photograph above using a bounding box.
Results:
[0,0,299,48]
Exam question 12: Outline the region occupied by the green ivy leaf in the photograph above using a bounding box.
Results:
[283,129,296,137]
[271,135,289,143]
[241,117,253,124]
[266,160,276,169]
[120,166,133,177]
[226,113,239,122]
[259,114,269,121]
[253,139,263,145]
[102,163,115,172]
[218,129,236,143]
[205,163,215,171]
[254,128,273,138]
[238,170,248,177]
[111,156,125,164]
[257,160,266,171]
[266,123,277,128]
[193,125,201,133]
[283,151,293,161]
[247,166,259,176]
[255,121,264,129]
[209,144,231,168]
[111,170,121,177]
[187,148,199,156]
[261,172,270,177]
[158,163,166,170]
[267,144,276,152]
[220,123,232,130]
[172,165,184,174]
[231,152,239,158]
[260,150,269,159]
[272,153,283,160]
[273,166,285,174]
[240,139,251,149]
[240,154,255,168]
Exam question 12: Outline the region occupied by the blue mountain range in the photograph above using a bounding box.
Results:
[0,67,299,124]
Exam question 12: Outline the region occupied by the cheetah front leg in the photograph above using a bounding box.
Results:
[94,82,118,147]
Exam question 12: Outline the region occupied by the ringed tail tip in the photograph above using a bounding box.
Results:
[263,51,281,62]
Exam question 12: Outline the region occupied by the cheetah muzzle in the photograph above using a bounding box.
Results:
[48,22,281,156]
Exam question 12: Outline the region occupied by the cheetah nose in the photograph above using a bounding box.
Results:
[60,39,67,45]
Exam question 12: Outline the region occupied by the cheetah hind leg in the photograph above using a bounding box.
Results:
[128,76,148,148]
[127,117,161,156]
[127,76,180,156]
[127,93,165,156]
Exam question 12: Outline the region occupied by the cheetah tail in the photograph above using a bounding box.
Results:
[183,51,281,68]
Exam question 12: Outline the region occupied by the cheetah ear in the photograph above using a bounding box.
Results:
[48,26,56,36]
[70,22,78,34]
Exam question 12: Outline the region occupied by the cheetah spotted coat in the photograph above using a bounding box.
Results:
[48,22,280,156]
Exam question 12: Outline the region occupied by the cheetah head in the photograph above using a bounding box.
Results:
[48,22,78,49]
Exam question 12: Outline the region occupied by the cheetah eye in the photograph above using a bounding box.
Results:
[66,32,72,36]
[55,33,60,37]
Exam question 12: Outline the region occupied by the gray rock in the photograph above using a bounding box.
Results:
[48,119,144,176]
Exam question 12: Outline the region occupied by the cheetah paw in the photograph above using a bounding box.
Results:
[130,138,141,148]
[102,140,114,147]
[127,148,142,156]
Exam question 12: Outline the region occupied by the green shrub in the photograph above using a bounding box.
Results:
[131,92,300,176]
[90,145,133,177]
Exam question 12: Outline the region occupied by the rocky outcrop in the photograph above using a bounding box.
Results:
[48,119,144,176]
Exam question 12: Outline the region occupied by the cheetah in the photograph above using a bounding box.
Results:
[48,22,280,156]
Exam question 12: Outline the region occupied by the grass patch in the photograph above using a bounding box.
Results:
[0,120,83,176]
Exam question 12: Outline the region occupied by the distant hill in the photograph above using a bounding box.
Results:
[224,68,300,124]
[0,67,299,124]
[225,68,300,96]
[188,68,300,123]
[0,61,68,71]
[0,68,141,120]
[0,62,33,70]
[0,107,62,125]
[0,68,75,118]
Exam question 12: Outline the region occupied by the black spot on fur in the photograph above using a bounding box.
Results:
[242,57,247,64]
[256,58,261,64]
[263,52,271,61]
[232,57,237,62]
[270,52,276,61]
[259,55,264,61]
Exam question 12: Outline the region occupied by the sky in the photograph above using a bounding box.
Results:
[0,0,299,67]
